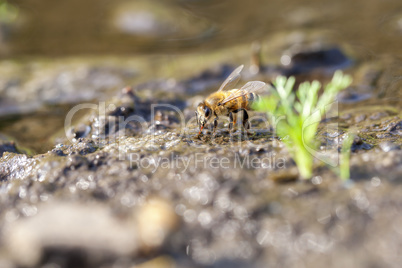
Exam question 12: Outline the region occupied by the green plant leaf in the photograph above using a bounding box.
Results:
[256,71,352,180]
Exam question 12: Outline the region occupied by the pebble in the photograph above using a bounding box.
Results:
[379,141,400,152]
[4,199,178,267]
[4,202,139,267]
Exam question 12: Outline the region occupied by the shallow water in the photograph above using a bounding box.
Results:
[4,0,402,57]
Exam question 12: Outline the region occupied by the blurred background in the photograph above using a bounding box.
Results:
[2,0,402,57]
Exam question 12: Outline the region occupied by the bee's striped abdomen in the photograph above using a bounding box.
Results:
[246,92,260,109]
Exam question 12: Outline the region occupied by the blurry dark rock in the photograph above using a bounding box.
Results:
[0,139,18,157]
[50,148,66,157]
[387,120,402,136]
[108,104,135,119]
[68,124,91,141]
[108,87,137,118]
[91,115,120,139]
[350,136,372,152]
[337,90,371,103]
[282,47,352,76]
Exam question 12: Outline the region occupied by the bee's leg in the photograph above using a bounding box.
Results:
[212,117,218,135]
[229,112,234,133]
[233,109,250,135]
[208,122,213,133]
[242,109,251,135]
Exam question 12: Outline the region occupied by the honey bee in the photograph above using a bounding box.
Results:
[195,65,266,135]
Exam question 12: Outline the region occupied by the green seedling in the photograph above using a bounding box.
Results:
[255,71,352,179]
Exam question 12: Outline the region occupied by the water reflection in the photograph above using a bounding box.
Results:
[4,0,402,57]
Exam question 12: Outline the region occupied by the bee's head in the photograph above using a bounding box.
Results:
[195,102,212,130]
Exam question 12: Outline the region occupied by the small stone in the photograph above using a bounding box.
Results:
[376,133,391,139]
[369,112,388,121]
[283,47,352,76]
[351,138,373,152]
[136,198,179,251]
[4,202,139,267]
[270,167,299,182]
[379,141,400,152]
[355,114,366,123]
[388,120,402,136]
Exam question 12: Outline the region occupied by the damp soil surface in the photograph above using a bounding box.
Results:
[1,1,402,268]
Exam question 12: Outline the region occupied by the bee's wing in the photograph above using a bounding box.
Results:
[217,65,244,92]
[219,81,266,105]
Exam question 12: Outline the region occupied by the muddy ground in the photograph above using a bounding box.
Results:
[0,44,401,268]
